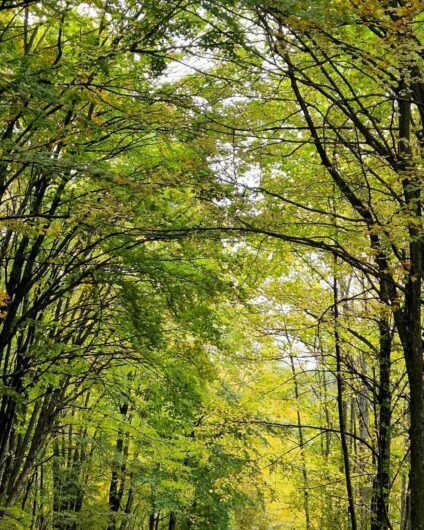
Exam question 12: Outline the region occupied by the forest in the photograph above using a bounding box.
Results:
[0,0,423,529]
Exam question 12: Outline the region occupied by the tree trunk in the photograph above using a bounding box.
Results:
[396,46,424,529]
[405,335,424,530]
[394,259,424,530]
[108,403,129,530]
[333,272,357,530]
[371,314,392,530]
[289,353,311,530]
[168,512,176,530]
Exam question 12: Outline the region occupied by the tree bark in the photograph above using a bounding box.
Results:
[108,402,129,530]
[371,315,392,530]
[289,353,311,530]
[333,272,357,530]
[168,512,176,530]
[396,55,424,530]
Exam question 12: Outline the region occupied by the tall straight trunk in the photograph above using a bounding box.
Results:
[119,453,138,530]
[356,352,370,527]
[108,402,129,530]
[289,353,311,530]
[401,472,411,530]
[400,308,424,530]
[168,512,176,530]
[119,485,134,530]
[318,355,333,528]
[371,314,392,530]
[333,272,357,530]
[29,469,38,530]
[395,64,424,530]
